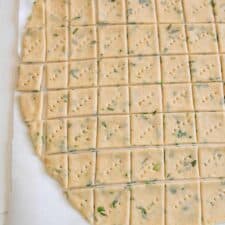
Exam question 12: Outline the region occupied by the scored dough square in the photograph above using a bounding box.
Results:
[156,0,184,23]
[199,145,225,178]
[131,183,164,225]
[95,186,130,225]
[98,86,129,114]
[17,64,43,91]
[68,88,97,116]
[196,112,225,143]
[46,119,67,154]
[69,59,97,88]
[159,24,187,54]
[46,27,68,61]
[68,117,97,151]
[189,54,222,82]
[67,188,94,224]
[99,58,128,86]
[98,115,130,148]
[193,83,224,111]
[130,85,162,113]
[96,150,130,184]
[161,55,190,83]
[128,25,159,55]
[131,113,163,146]
[217,24,225,52]
[70,26,97,60]
[44,154,68,188]
[20,92,43,122]
[98,25,127,57]
[129,56,161,84]
[163,83,194,112]
[183,0,214,22]
[132,148,164,182]
[164,113,197,145]
[68,152,96,188]
[46,0,68,26]
[127,0,156,23]
[22,27,45,63]
[46,62,68,89]
[186,24,218,54]
[201,179,225,225]
[46,90,68,119]
[97,0,126,24]
[165,146,199,179]
[214,0,225,22]
[70,0,96,26]
[166,181,201,225]
[26,0,45,28]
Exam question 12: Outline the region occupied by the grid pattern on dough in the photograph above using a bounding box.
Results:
[17,0,225,225]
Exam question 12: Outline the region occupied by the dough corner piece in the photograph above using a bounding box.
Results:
[66,188,94,224]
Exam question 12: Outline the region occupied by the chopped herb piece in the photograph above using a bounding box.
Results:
[152,110,157,115]
[53,33,59,37]
[152,163,161,172]
[90,40,97,45]
[97,206,107,216]
[137,206,147,219]
[70,69,79,78]
[107,106,114,111]
[169,187,177,194]
[111,199,118,208]
[175,130,187,138]
[72,28,79,34]
[191,160,197,167]
[101,121,107,128]
[72,16,81,20]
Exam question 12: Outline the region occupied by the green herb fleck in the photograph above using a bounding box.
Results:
[72,28,79,34]
[137,206,147,219]
[111,199,118,208]
[191,160,197,167]
[101,121,107,128]
[97,206,107,216]
[152,163,161,172]
[107,106,114,111]
[175,130,187,138]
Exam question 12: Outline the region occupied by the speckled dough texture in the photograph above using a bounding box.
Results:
[18,0,225,225]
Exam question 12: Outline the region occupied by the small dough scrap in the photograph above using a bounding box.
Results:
[193,83,224,111]
[163,84,194,112]
[68,88,97,116]
[196,112,225,143]
[217,23,225,53]
[129,56,161,84]
[98,25,127,57]
[165,146,199,179]
[164,113,197,144]
[131,113,163,146]
[67,188,94,224]
[130,85,162,113]
[99,86,129,114]
[127,0,156,23]
[166,181,201,225]
[46,119,67,154]
[46,0,68,26]
[156,0,184,23]
[68,152,95,188]
[159,24,187,54]
[20,92,43,122]
[47,27,68,61]
[201,179,225,225]
[46,90,68,119]
[46,62,68,89]
[183,0,214,22]
[161,55,190,83]
[70,0,96,25]
[22,27,45,63]
[26,0,45,28]
[44,154,68,188]
[99,58,128,86]
[69,60,97,88]
[187,24,218,54]
[131,183,164,225]
[68,117,97,151]
[98,115,130,148]
[189,54,222,82]
[132,148,164,182]
[96,150,130,184]
[17,64,43,91]
[27,120,44,158]
[70,26,97,60]
[214,0,225,22]
[95,186,130,225]
[128,25,159,55]
[199,145,225,178]
[97,0,126,24]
